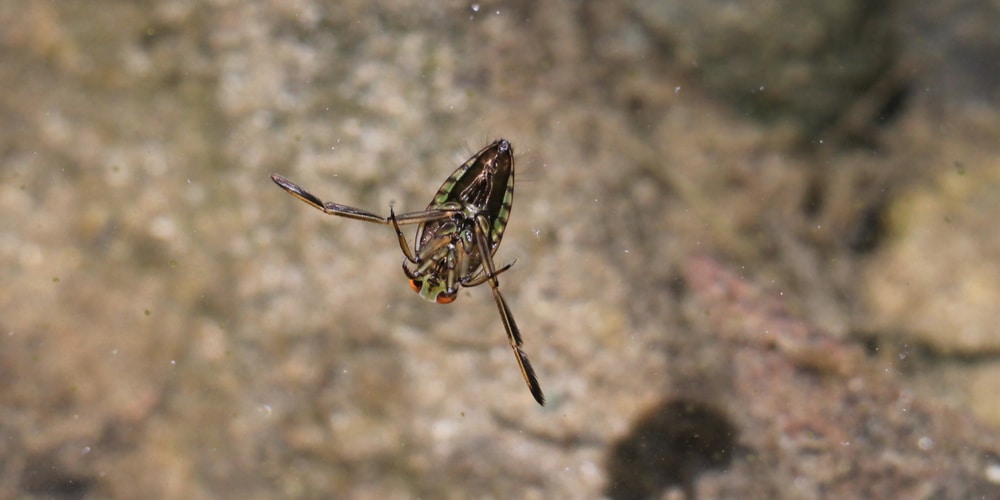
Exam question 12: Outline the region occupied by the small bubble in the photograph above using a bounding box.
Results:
[471,3,480,12]
[986,463,1000,484]
[917,436,933,451]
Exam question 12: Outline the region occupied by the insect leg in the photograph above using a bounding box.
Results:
[389,207,452,263]
[461,259,516,287]
[432,244,460,302]
[473,216,544,405]
[400,233,451,278]
[271,174,389,224]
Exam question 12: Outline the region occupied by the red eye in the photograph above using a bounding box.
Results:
[436,294,456,304]
[409,280,421,293]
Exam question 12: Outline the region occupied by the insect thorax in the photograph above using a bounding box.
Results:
[408,211,491,303]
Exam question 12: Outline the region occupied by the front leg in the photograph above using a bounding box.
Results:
[390,207,419,263]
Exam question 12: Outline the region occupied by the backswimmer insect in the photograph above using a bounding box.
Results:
[271,139,544,405]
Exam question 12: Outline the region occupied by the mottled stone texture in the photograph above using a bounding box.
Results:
[2,0,999,498]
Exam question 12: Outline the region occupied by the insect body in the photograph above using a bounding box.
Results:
[271,139,544,405]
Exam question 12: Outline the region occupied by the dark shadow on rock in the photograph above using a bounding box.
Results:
[19,449,96,500]
[605,399,737,500]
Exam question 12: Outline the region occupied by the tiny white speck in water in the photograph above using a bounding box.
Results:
[471,4,480,12]
[112,349,118,355]
[258,405,273,417]
[624,249,630,254]
[170,360,176,366]
[917,436,933,450]
[495,9,501,15]
[82,446,91,455]
[674,86,681,93]
[841,441,850,446]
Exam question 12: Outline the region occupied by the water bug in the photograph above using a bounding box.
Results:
[271,139,544,405]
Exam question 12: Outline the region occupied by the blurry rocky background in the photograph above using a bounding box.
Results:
[2,0,1000,498]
